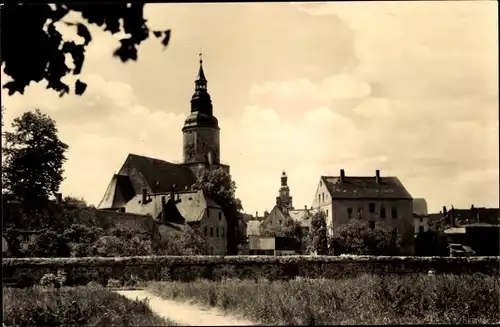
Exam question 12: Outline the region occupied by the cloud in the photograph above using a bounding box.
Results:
[1,2,498,215]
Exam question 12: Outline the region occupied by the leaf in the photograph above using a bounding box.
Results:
[76,23,92,46]
[161,30,171,47]
[74,79,87,95]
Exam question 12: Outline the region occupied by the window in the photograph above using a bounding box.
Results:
[210,227,213,237]
[221,228,225,237]
[219,212,222,220]
[419,226,424,233]
[216,228,219,237]
[161,196,166,203]
[369,203,375,213]
[347,208,353,218]
[279,220,282,225]
[207,209,210,217]
[322,193,324,202]
[326,209,329,217]
[392,228,398,236]
[204,226,207,237]
[419,217,423,223]
[369,221,375,229]
[391,206,398,219]
[318,194,321,203]
[357,208,363,219]
[380,207,386,218]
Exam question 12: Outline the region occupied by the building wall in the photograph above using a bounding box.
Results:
[311,179,334,231]
[248,236,276,251]
[332,199,414,255]
[414,216,429,234]
[183,127,220,164]
[200,206,227,255]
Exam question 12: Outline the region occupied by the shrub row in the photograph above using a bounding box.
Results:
[3,255,499,287]
[3,285,176,326]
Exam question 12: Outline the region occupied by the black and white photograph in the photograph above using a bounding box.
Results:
[1,1,499,326]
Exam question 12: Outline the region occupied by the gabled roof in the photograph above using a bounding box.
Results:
[289,209,312,228]
[97,174,135,209]
[119,154,197,194]
[164,190,220,223]
[321,175,412,200]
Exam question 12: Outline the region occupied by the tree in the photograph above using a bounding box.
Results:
[90,233,153,257]
[191,168,244,255]
[26,229,71,257]
[309,211,328,255]
[1,3,172,97]
[260,217,305,253]
[329,219,402,256]
[2,109,68,207]
[154,225,208,256]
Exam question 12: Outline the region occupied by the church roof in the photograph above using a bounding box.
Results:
[120,154,197,194]
[321,175,412,200]
[164,190,221,223]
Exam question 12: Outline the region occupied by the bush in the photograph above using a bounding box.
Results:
[147,274,500,324]
[3,286,176,326]
[107,278,123,288]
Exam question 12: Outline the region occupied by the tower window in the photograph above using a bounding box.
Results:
[419,226,424,233]
[419,217,423,223]
[326,209,329,217]
[318,194,320,203]
[322,193,325,202]
[347,208,353,218]
[210,227,213,237]
[204,226,207,237]
[216,228,219,237]
[207,209,210,217]
[369,203,375,213]
[221,228,224,237]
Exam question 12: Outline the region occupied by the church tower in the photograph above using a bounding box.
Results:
[182,54,228,176]
[276,170,294,213]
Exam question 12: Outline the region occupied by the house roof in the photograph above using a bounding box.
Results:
[247,220,262,236]
[163,190,219,223]
[321,175,412,199]
[289,209,312,228]
[97,174,135,209]
[120,154,197,194]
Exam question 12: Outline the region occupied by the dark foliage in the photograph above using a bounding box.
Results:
[1,3,171,97]
[192,168,244,254]
[2,109,68,207]
[309,211,328,255]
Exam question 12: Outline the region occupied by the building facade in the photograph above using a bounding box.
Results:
[97,56,229,255]
[311,169,414,255]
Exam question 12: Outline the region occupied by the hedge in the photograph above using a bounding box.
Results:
[3,255,499,288]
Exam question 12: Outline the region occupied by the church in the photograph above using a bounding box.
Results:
[97,55,230,255]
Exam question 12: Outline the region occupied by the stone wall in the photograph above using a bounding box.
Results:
[3,256,498,287]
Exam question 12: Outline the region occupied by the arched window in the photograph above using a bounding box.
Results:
[210,227,213,237]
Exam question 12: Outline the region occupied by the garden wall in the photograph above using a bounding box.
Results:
[3,255,499,287]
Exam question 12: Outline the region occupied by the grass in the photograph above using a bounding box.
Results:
[147,273,500,325]
[3,284,177,326]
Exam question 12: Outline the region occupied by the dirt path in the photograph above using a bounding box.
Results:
[116,290,257,326]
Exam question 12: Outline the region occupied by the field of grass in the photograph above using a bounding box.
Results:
[3,284,176,326]
[147,273,500,325]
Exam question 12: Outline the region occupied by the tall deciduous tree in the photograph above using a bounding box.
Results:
[309,211,328,255]
[2,109,68,206]
[191,168,244,255]
[1,3,172,97]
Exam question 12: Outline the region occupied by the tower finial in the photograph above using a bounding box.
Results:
[199,49,203,64]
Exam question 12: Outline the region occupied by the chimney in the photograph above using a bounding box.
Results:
[304,205,307,210]
[256,211,258,217]
[340,169,345,183]
[141,188,147,204]
[450,206,456,227]
[375,170,380,184]
[442,206,447,216]
[471,204,475,209]
[55,193,62,204]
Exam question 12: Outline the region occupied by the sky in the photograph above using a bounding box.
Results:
[2,1,498,215]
